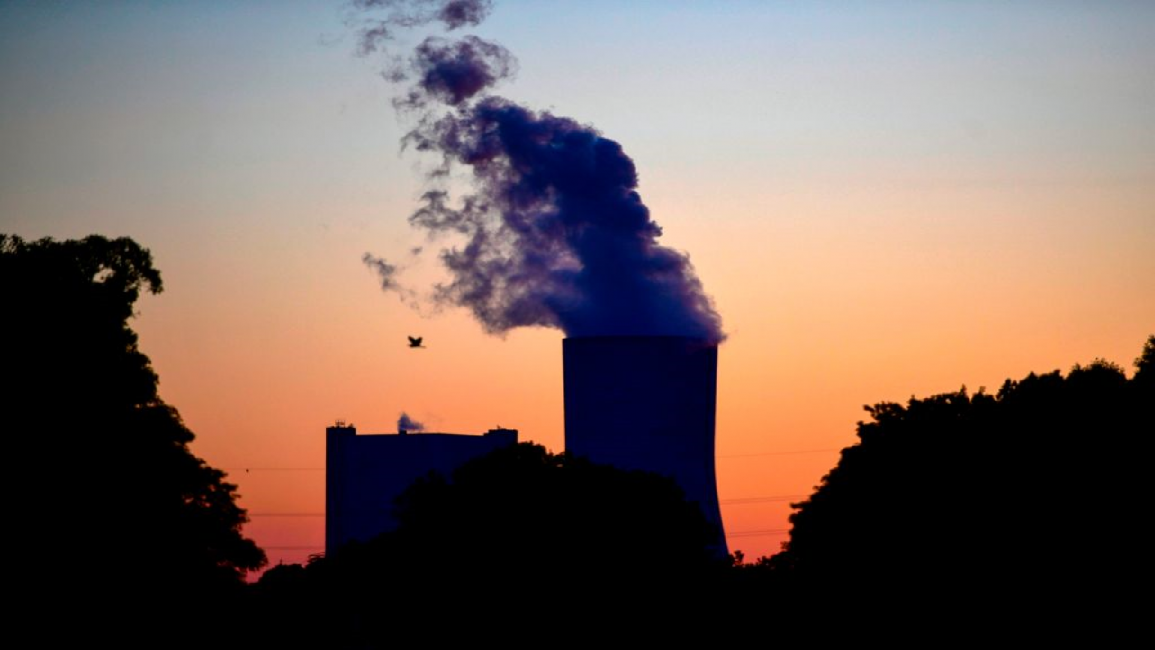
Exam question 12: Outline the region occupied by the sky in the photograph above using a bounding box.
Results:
[2,0,1153,571]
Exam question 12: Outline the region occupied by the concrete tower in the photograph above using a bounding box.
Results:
[563,335,726,554]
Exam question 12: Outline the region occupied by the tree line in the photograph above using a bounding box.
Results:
[5,233,1149,644]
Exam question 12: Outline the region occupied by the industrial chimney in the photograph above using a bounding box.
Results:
[563,335,726,554]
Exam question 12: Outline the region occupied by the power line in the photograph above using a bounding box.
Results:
[229,449,840,471]
[262,532,790,549]
[252,531,799,549]
[260,533,792,553]
[248,495,807,516]
[719,448,839,458]
[720,495,805,505]
[728,528,790,538]
[223,468,324,472]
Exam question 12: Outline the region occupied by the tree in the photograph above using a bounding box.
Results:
[1,235,264,630]
[770,338,1152,608]
[249,443,729,643]
[1134,334,1155,388]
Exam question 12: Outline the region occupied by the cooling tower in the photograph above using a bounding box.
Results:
[563,335,726,554]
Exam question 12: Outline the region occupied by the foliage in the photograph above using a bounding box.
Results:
[770,338,1152,601]
[249,443,729,642]
[1,234,265,614]
[1134,334,1155,387]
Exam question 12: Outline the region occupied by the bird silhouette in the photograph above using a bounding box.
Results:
[408,336,425,348]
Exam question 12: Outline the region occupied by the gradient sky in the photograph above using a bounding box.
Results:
[2,1,1152,571]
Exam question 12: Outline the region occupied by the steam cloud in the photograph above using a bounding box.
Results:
[354,0,493,55]
[357,0,724,343]
[362,253,401,291]
[397,412,426,432]
[395,35,516,109]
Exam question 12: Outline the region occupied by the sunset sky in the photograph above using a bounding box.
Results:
[2,1,1152,570]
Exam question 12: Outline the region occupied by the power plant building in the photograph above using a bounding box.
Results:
[325,335,726,556]
[325,423,517,554]
[563,335,727,554]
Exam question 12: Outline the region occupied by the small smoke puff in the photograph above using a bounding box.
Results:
[357,21,394,56]
[438,0,492,29]
[354,0,491,27]
[397,412,426,432]
[363,253,400,291]
[402,36,516,108]
[354,0,493,55]
[408,190,483,235]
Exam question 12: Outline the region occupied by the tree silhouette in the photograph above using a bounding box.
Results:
[1134,334,1155,388]
[250,443,728,643]
[770,337,1152,610]
[1,235,264,635]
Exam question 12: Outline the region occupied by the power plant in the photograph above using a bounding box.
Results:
[325,422,518,553]
[563,335,726,554]
[325,336,725,555]
[342,0,731,560]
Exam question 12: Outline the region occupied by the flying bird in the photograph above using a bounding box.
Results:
[408,336,425,349]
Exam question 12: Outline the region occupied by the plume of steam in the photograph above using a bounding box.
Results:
[355,0,725,344]
[354,0,493,55]
[397,412,426,432]
[394,36,516,109]
[362,251,421,307]
[363,253,401,291]
[405,100,724,341]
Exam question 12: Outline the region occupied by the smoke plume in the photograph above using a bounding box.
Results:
[357,0,724,343]
[362,251,422,308]
[397,412,426,432]
[394,35,516,110]
[362,253,401,291]
[354,0,493,55]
